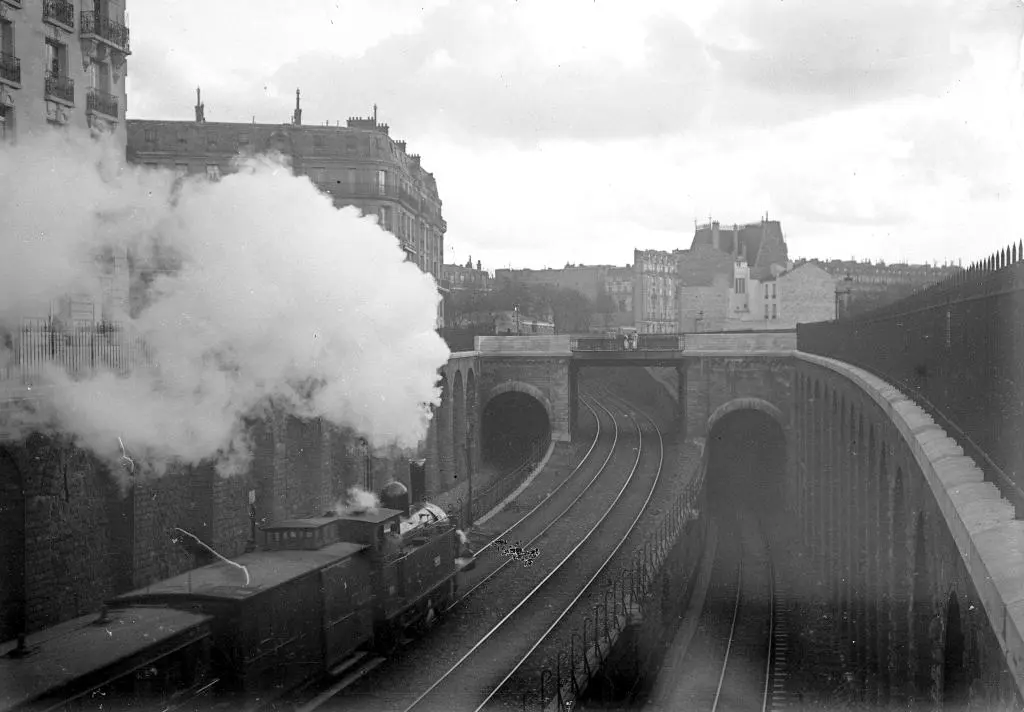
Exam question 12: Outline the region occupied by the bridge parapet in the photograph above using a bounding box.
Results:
[475,335,571,356]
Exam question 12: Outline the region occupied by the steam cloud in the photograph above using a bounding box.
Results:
[0,131,450,481]
[333,486,382,516]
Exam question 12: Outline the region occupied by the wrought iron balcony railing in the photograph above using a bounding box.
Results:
[86,88,118,118]
[44,73,74,104]
[80,11,130,53]
[0,53,20,86]
[43,0,75,28]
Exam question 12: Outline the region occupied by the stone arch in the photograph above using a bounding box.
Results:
[890,464,910,702]
[452,370,466,487]
[0,448,24,642]
[484,380,555,428]
[706,396,787,434]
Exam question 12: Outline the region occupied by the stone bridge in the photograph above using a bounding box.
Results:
[433,331,1024,707]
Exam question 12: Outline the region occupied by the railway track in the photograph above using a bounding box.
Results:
[477,388,667,710]
[653,512,775,712]
[302,389,643,711]
[399,390,664,712]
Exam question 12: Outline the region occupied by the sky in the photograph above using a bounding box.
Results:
[125,0,1024,271]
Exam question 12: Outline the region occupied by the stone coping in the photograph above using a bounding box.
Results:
[796,351,1024,699]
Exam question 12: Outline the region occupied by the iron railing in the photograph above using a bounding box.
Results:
[526,454,708,710]
[43,0,75,28]
[1,319,155,387]
[80,11,131,52]
[470,442,548,523]
[798,239,1024,508]
[44,72,74,104]
[0,53,20,85]
[86,88,118,118]
[570,334,685,352]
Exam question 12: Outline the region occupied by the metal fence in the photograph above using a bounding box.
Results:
[570,334,685,352]
[470,442,548,523]
[527,453,708,710]
[798,240,1024,508]
[1,318,154,386]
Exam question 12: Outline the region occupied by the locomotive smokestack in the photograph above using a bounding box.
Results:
[380,480,410,518]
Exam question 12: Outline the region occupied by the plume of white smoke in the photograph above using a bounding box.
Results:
[333,486,382,516]
[0,131,450,481]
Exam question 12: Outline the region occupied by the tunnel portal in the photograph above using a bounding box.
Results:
[481,391,551,469]
[706,408,787,518]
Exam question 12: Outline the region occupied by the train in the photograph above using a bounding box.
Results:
[0,480,470,712]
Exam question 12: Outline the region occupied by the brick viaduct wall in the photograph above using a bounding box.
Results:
[681,356,793,440]
[477,355,571,443]
[791,355,1020,708]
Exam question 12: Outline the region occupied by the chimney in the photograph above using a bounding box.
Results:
[477,260,482,272]
[194,87,205,124]
[292,88,302,126]
[733,224,739,259]
[711,221,720,251]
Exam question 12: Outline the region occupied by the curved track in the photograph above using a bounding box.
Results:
[659,512,775,712]
[402,389,665,712]
[476,388,667,710]
[300,389,639,711]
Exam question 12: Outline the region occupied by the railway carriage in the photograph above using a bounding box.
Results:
[0,607,215,712]
[3,481,467,710]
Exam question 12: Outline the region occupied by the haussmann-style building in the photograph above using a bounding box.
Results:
[125,93,449,327]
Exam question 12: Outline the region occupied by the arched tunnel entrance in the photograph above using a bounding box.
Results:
[706,408,788,519]
[481,392,551,470]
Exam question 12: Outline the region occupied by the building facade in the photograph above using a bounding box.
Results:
[443,257,491,292]
[0,0,129,143]
[126,97,448,327]
[493,265,610,303]
[633,249,678,333]
[0,0,131,324]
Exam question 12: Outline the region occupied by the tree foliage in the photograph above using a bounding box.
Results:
[444,280,595,334]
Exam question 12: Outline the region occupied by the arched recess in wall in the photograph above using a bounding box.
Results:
[483,381,555,429]
[436,374,452,489]
[890,464,910,690]
[706,396,787,434]
[0,448,25,642]
[912,511,933,698]
[452,370,466,486]
[943,589,968,706]
[466,369,479,473]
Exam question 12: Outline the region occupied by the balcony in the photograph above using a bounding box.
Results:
[86,88,118,118]
[80,11,130,53]
[43,0,75,30]
[44,72,74,105]
[0,53,20,87]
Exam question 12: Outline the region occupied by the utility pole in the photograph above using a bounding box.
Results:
[360,437,372,491]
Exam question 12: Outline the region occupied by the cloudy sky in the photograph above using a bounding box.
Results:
[126,0,1024,271]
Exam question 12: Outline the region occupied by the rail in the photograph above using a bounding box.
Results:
[798,238,1024,512]
[570,334,684,352]
[1,319,154,387]
[530,426,707,711]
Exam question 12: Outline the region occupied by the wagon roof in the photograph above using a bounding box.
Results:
[110,541,369,603]
[0,607,211,712]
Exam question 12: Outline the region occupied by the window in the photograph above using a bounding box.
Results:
[0,105,9,143]
[1,20,14,58]
[772,283,776,298]
[89,60,110,92]
[772,304,777,319]
[765,304,770,320]
[206,164,220,181]
[377,169,386,195]
[764,283,769,297]
[45,39,65,77]
[734,278,746,294]
[144,127,156,142]
[348,168,356,189]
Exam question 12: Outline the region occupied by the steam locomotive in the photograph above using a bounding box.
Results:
[0,480,469,712]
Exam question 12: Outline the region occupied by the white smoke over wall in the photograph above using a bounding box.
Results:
[0,131,450,481]
[333,486,382,516]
